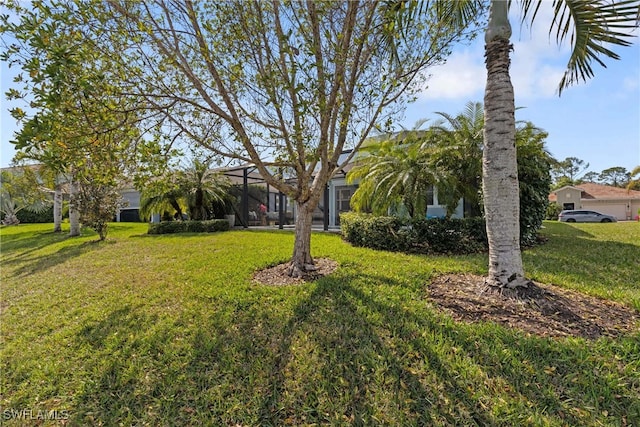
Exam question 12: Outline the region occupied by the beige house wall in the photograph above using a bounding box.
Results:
[555,187,583,210]
[631,200,640,220]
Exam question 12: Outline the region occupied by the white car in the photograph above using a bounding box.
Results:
[558,210,617,223]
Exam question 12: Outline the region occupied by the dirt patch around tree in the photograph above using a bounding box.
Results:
[428,274,640,339]
[253,258,339,286]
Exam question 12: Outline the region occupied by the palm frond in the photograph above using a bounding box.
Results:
[521,0,640,94]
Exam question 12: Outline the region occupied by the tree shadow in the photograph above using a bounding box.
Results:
[5,240,108,278]
[62,271,638,425]
[0,228,69,257]
[541,221,594,239]
[526,233,640,299]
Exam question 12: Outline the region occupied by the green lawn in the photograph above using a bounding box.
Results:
[1,221,639,426]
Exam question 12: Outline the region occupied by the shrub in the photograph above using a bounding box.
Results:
[545,203,562,221]
[147,219,230,235]
[8,206,55,223]
[340,212,488,255]
[340,212,407,251]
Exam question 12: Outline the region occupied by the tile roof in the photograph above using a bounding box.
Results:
[549,183,640,202]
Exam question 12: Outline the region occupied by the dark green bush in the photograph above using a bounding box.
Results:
[340,212,488,255]
[1,207,55,224]
[340,212,407,251]
[147,219,229,235]
[410,217,487,254]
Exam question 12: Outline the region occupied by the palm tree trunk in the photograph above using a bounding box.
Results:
[53,184,63,233]
[483,0,529,288]
[69,177,81,237]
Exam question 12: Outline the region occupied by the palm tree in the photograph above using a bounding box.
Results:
[347,130,442,219]
[139,181,186,221]
[140,159,231,221]
[0,168,50,225]
[180,159,231,221]
[482,0,638,288]
[430,101,484,217]
[388,0,639,288]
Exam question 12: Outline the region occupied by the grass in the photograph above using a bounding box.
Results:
[1,221,639,426]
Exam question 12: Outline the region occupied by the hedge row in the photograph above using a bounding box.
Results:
[340,212,488,255]
[0,207,55,224]
[147,219,230,234]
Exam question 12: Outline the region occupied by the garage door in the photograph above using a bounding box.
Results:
[587,204,627,220]
[119,209,141,222]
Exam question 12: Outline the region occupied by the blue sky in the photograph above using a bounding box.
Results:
[400,6,640,176]
[2,4,639,175]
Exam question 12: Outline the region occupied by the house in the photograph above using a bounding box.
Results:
[124,149,464,228]
[549,183,640,221]
[3,147,464,227]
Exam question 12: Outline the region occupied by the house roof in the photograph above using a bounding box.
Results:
[549,182,640,202]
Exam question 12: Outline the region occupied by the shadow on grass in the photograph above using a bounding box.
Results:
[65,271,639,425]
[541,222,594,239]
[5,240,108,278]
[0,228,69,256]
[528,227,640,299]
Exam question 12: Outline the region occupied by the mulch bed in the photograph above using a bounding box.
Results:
[428,274,640,339]
[252,261,638,339]
[253,258,338,286]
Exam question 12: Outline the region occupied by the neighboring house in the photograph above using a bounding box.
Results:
[549,183,640,221]
[116,187,141,222]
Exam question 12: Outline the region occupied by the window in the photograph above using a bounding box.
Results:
[335,185,357,225]
[426,185,435,206]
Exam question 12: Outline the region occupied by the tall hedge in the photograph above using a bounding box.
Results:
[340,212,487,255]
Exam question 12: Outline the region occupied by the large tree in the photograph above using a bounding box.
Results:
[482,0,638,287]
[388,0,638,287]
[1,1,167,238]
[82,0,482,276]
[598,166,630,187]
[551,156,590,187]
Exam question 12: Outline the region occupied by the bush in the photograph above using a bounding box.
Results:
[545,203,562,220]
[411,217,487,254]
[15,207,54,223]
[340,212,488,255]
[340,212,407,251]
[147,219,230,235]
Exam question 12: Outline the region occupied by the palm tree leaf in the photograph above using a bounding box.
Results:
[521,0,639,94]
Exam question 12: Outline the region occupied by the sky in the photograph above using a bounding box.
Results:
[399,5,640,176]
[1,4,639,176]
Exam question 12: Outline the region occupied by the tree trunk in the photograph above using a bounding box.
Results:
[53,184,63,233]
[2,212,19,226]
[69,178,81,237]
[288,199,317,278]
[483,0,529,288]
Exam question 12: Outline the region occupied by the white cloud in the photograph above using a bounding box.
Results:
[418,2,589,103]
[623,76,639,91]
[419,50,486,100]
